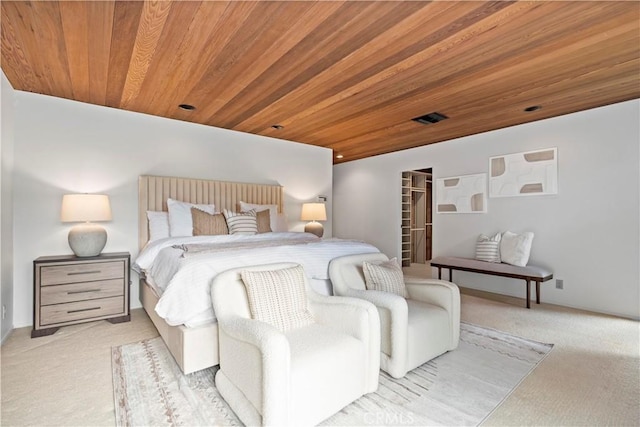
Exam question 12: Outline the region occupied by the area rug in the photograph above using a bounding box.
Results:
[112,323,552,426]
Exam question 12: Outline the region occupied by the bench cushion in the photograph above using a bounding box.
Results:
[431,256,552,280]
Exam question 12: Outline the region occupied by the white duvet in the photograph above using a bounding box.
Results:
[133,232,379,327]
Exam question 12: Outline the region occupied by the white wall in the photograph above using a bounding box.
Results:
[334,100,640,319]
[12,92,333,328]
[1,72,15,341]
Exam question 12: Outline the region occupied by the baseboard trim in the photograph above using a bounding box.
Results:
[1,327,13,345]
[459,286,640,321]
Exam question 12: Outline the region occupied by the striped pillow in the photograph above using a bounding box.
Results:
[223,209,258,235]
[475,233,501,263]
[241,264,315,331]
[362,257,408,298]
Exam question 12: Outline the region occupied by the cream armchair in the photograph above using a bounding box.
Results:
[329,253,460,379]
[211,262,380,427]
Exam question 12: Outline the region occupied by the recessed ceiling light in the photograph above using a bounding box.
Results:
[271,124,284,130]
[524,105,541,112]
[178,104,196,111]
[412,112,449,125]
[336,154,344,159]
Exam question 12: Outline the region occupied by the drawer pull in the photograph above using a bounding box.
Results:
[67,307,101,314]
[67,270,101,276]
[67,289,101,295]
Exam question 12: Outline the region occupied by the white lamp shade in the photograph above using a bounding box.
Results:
[300,203,327,221]
[61,194,112,222]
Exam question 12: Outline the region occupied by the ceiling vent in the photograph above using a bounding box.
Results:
[412,112,449,125]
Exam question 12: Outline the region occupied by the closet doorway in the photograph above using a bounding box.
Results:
[401,168,432,269]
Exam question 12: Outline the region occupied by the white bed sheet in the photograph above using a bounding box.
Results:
[134,232,379,327]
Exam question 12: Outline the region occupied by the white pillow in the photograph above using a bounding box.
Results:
[241,264,314,332]
[146,211,170,241]
[500,231,534,267]
[362,257,408,298]
[223,209,258,235]
[239,202,278,230]
[272,213,289,232]
[475,232,501,263]
[167,198,215,237]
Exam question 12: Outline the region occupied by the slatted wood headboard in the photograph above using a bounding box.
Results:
[138,175,284,249]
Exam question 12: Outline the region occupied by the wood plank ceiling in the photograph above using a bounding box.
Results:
[2,1,639,163]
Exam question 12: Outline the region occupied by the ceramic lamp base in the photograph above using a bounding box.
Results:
[68,223,107,257]
[304,221,324,238]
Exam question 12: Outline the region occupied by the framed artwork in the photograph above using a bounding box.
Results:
[489,148,558,197]
[436,173,487,214]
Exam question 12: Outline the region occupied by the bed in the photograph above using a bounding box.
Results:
[136,175,379,374]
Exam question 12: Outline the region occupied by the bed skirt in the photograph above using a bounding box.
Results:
[140,279,219,374]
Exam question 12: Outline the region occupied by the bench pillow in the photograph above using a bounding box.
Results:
[501,231,534,267]
[475,232,501,263]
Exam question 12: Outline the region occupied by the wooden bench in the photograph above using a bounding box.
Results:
[430,256,553,308]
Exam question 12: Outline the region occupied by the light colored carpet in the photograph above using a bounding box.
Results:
[112,322,552,426]
[3,295,638,426]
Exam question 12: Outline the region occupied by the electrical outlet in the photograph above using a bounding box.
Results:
[555,279,564,290]
[2,305,5,320]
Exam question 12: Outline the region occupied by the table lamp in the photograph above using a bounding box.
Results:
[300,202,327,238]
[61,194,112,257]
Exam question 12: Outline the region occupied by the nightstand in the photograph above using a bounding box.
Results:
[32,252,131,338]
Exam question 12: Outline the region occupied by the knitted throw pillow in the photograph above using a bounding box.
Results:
[362,257,408,298]
[241,264,314,331]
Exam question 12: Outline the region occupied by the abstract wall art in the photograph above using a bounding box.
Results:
[489,148,558,197]
[436,173,487,214]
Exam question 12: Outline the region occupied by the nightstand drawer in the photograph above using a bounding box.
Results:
[40,279,124,305]
[40,260,125,286]
[40,296,125,326]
